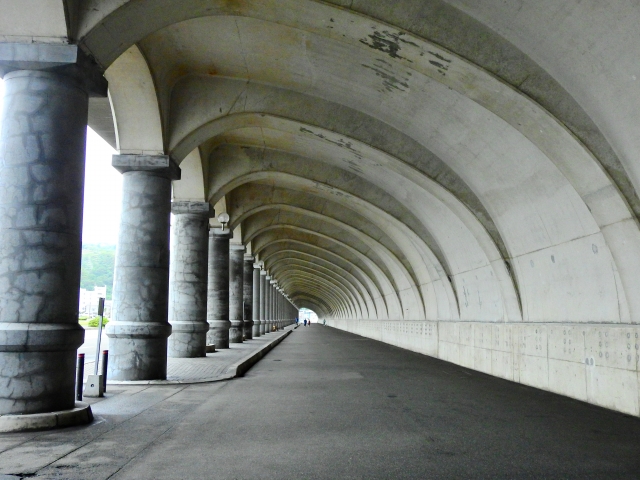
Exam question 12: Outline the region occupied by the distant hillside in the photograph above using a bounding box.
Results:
[81,244,116,299]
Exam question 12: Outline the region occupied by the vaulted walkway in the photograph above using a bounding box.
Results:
[2,326,639,479]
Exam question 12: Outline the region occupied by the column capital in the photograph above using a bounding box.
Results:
[209,228,232,238]
[260,270,267,276]
[244,254,255,262]
[112,155,181,180]
[230,243,245,252]
[171,201,214,217]
[0,43,107,96]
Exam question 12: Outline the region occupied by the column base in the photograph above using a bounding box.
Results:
[0,323,84,415]
[0,402,93,433]
[208,319,231,349]
[230,320,244,343]
[244,321,254,340]
[106,321,171,381]
[168,321,209,358]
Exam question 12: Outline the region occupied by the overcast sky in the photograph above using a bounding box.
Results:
[0,79,122,245]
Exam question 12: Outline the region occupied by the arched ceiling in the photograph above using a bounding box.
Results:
[15,0,640,323]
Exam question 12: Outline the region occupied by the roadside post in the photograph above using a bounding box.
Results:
[76,353,85,401]
[85,298,105,397]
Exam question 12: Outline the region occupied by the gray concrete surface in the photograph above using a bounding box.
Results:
[0,70,88,415]
[228,244,245,343]
[168,201,211,358]
[107,156,179,381]
[4,0,640,418]
[207,229,231,348]
[2,325,638,479]
[252,264,261,337]
[243,254,255,340]
[259,271,267,336]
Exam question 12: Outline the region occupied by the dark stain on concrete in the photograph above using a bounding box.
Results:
[359,30,417,63]
[300,127,363,159]
[362,59,411,93]
[416,51,451,76]
[428,51,452,64]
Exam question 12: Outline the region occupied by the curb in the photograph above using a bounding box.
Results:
[228,329,292,377]
[0,402,93,433]
[107,329,292,385]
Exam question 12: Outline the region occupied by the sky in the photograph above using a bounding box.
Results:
[0,78,122,246]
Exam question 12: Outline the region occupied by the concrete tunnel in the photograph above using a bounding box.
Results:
[0,0,640,425]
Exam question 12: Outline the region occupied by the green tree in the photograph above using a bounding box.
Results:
[81,244,116,299]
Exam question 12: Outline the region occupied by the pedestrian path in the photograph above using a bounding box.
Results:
[81,328,292,384]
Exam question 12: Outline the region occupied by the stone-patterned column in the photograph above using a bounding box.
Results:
[252,264,261,337]
[265,275,272,334]
[270,280,277,331]
[259,271,267,335]
[229,244,245,343]
[243,255,255,340]
[168,201,211,358]
[107,155,180,381]
[278,290,283,328]
[207,229,231,348]
[275,288,280,330]
[0,67,96,414]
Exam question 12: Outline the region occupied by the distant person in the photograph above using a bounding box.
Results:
[303,319,307,327]
[295,317,299,325]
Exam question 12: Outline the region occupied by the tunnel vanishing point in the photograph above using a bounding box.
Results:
[0,0,640,424]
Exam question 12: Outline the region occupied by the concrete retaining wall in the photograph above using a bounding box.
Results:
[327,319,640,417]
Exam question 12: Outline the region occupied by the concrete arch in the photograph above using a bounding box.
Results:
[271,264,363,318]
[18,0,640,326]
[172,148,206,201]
[251,225,415,318]
[277,271,360,319]
[240,203,418,317]
[292,293,331,318]
[268,257,373,319]
[256,234,400,319]
[264,249,379,320]
[216,147,438,284]
[75,2,639,232]
[245,219,421,318]
[280,275,348,317]
[219,164,497,322]
[260,241,391,320]
[104,45,164,154]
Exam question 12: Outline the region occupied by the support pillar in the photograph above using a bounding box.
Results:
[168,201,212,358]
[259,271,267,335]
[252,264,261,337]
[243,255,255,340]
[107,155,180,380]
[270,280,277,331]
[229,244,245,343]
[207,229,231,348]
[0,50,105,413]
[265,275,272,333]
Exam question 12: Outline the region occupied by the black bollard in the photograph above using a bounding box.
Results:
[76,353,85,401]
[100,350,109,393]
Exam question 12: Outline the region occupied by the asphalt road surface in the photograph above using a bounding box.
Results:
[6,324,640,479]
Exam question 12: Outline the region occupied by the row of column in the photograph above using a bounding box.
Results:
[108,201,298,381]
[0,54,297,415]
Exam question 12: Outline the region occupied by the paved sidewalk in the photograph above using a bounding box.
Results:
[83,328,292,384]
